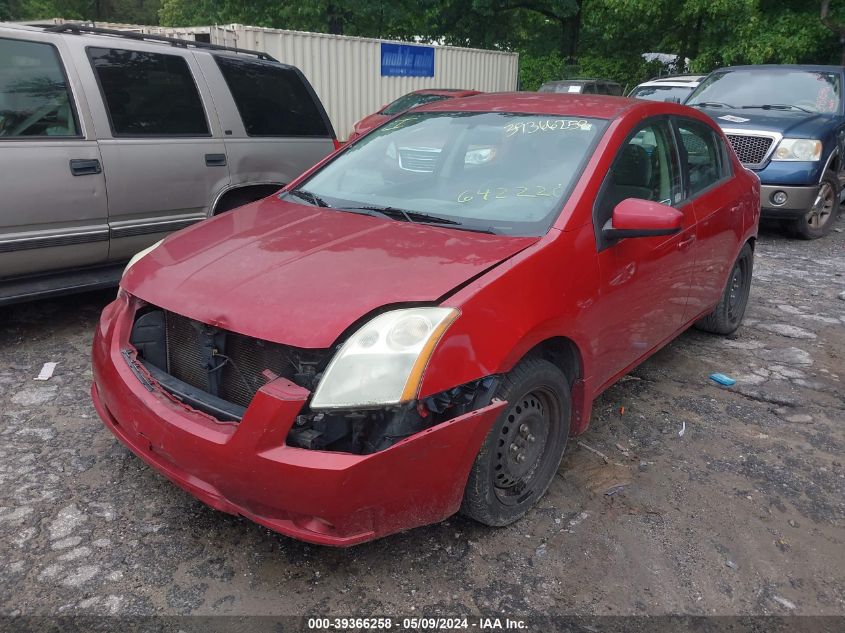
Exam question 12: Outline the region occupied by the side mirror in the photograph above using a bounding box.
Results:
[602,198,683,240]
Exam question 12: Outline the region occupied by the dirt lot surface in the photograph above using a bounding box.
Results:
[1,224,843,620]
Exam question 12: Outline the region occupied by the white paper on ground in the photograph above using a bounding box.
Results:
[34,362,57,381]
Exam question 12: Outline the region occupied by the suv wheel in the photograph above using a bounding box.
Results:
[792,172,839,239]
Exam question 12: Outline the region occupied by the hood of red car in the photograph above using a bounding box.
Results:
[123,197,537,348]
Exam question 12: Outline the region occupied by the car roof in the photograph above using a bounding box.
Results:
[542,78,620,85]
[0,22,276,62]
[635,79,702,88]
[647,75,704,83]
[412,89,482,97]
[714,64,843,73]
[415,92,641,118]
[0,23,42,32]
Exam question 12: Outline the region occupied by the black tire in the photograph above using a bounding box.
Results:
[461,357,571,526]
[695,243,754,335]
[791,172,839,239]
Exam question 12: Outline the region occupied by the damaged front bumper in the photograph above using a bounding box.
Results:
[91,294,505,546]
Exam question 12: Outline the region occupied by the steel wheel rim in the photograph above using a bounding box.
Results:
[807,182,835,229]
[727,256,749,322]
[492,386,559,506]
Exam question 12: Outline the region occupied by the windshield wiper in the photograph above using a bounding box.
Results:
[342,205,414,223]
[341,205,462,226]
[689,101,735,109]
[740,103,813,113]
[341,205,499,234]
[430,223,499,235]
[287,188,331,208]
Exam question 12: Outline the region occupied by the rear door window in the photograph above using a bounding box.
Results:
[0,37,79,137]
[88,47,209,137]
[214,56,330,137]
[675,118,728,196]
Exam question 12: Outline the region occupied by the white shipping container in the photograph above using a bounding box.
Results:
[206,25,519,139]
[38,20,519,140]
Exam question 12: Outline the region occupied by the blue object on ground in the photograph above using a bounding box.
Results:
[710,373,736,386]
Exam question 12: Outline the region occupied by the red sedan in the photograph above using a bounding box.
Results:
[347,88,481,141]
[92,94,760,546]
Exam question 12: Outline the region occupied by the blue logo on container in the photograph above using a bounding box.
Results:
[381,43,435,77]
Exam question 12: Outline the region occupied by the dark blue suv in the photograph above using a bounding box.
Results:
[686,65,844,239]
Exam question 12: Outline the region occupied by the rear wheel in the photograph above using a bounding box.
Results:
[695,243,754,335]
[461,357,571,526]
[791,173,839,239]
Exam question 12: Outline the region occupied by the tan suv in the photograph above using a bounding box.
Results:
[0,23,337,304]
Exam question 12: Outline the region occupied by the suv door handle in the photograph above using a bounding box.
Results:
[205,153,227,167]
[69,158,102,176]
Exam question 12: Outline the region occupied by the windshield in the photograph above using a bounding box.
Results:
[381,93,451,115]
[288,111,607,236]
[630,84,695,101]
[688,69,841,113]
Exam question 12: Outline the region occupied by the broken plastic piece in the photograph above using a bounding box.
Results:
[678,421,686,437]
[34,362,57,381]
[709,372,736,386]
[261,368,280,382]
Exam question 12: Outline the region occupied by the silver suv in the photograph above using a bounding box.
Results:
[0,23,337,304]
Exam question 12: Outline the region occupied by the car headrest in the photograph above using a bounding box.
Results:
[613,144,652,187]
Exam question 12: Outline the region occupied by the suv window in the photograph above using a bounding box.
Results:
[606,83,623,96]
[88,47,209,137]
[214,56,330,137]
[0,38,78,137]
[676,119,725,196]
[596,121,683,229]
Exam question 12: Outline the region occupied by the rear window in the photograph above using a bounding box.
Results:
[214,56,330,137]
[539,83,582,94]
[630,84,696,101]
[88,47,209,137]
[381,93,451,115]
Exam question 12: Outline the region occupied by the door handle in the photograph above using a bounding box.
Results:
[677,235,696,250]
[69,158,101,176]
[205,153,227,167]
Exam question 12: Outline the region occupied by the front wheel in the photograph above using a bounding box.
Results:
[791,173,839,239]
[695,243,754,335]
[461,357,571,527]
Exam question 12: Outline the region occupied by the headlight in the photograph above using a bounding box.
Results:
[465,147,497,165]
[772,138,822,161]
[310,307,459,410]
[123,239,163,276]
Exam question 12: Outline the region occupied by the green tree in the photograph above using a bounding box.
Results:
[159,0,430,38]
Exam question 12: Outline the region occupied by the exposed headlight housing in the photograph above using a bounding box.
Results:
[772,138,823,162]
[310,307,459,410]
[122,239,163,277]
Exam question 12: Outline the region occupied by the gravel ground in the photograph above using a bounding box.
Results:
[1,223,843,620]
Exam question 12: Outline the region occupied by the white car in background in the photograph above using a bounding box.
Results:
[628,75,705,102]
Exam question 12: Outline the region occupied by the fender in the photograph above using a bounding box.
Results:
[820,147,839,181]
[209,181,285,216]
